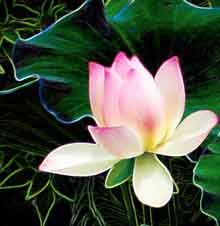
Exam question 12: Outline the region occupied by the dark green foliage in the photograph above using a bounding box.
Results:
[0,0,220,226]
[12,0,126,122]
[194,142,220,226]
[0,86,216,226]
[9,0,220,123]
[0,0,79,94]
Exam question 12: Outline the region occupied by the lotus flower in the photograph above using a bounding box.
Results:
[39,52,218,207]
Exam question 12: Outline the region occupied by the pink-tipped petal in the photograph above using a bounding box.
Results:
[112,52,132,79]
[133,153,173,207]
[103,68,122,126]
[39,143,118,176]
[88,126,143,158]
[155,56,185,138]
[89,62,105,125]
[130,56,153,78]
[152,110,218,156]
[119,68,166,149]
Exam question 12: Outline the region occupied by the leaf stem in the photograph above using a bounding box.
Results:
[168,202,172,226]
[149,207,153,226]
[167,196,178,226]
[120,184,133,224]
[142,203,146,224]
[172,196,178,226]
[207,0,212,7]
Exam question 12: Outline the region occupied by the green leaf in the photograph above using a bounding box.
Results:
[0,49,39,94]
[107,0,220,53]
[0,151,4,168]
[12,0,123,122]
[105,159,134,189]
[194,154,220,194]
[0,0,8,24]
[208,138,220,154]
[194,153,220,225]
[0,167,34,189]
[0,64,5,74]
[107,0,220,40]
[25,173,50,200]
[50,176,76,202]
[186,79,220,115]
[2,30,18,44]
[10,0,220,123]
[32,188,56,226]
[0,76,39,94]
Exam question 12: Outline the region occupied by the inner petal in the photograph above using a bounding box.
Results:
[119,68,166,149]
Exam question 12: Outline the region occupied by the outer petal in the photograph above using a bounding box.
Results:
[88,126,143,158]
[103,68,122,126]
[112,52,132,79]
[39,143,118,176]
[89,62,105,125]
[155,56,185,138]
[133,153,173,207]
[152,110,218,156]
[119,68,166,149]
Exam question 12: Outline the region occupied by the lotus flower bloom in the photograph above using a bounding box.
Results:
[39,52,218,207]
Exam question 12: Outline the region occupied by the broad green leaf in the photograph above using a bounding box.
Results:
[194,154,220,194]
[105,0,129,17]
[0,76,39,94]
[108,0,220,40]
[12,0,123,122]
[0,49,39,94]
[186,79,220,115]
[105,159,134,188]
[194,153,220,225]
[208,142,220,154]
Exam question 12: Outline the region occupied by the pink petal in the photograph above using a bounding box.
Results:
[155,56,185,138]
[130,56,153,78]
[133,153,173,207]
[39,143,118,176]
[153,110,218,156]
[88,126,144,158]
[89,62,105,125]
[111,52,132,79]
[103,68,123,126]
[119,68,166,149]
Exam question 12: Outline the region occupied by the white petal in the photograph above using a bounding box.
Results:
[133,153,173,207]
[155,56,185,138]
[39,143,118,176]
[153,110,218,156]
